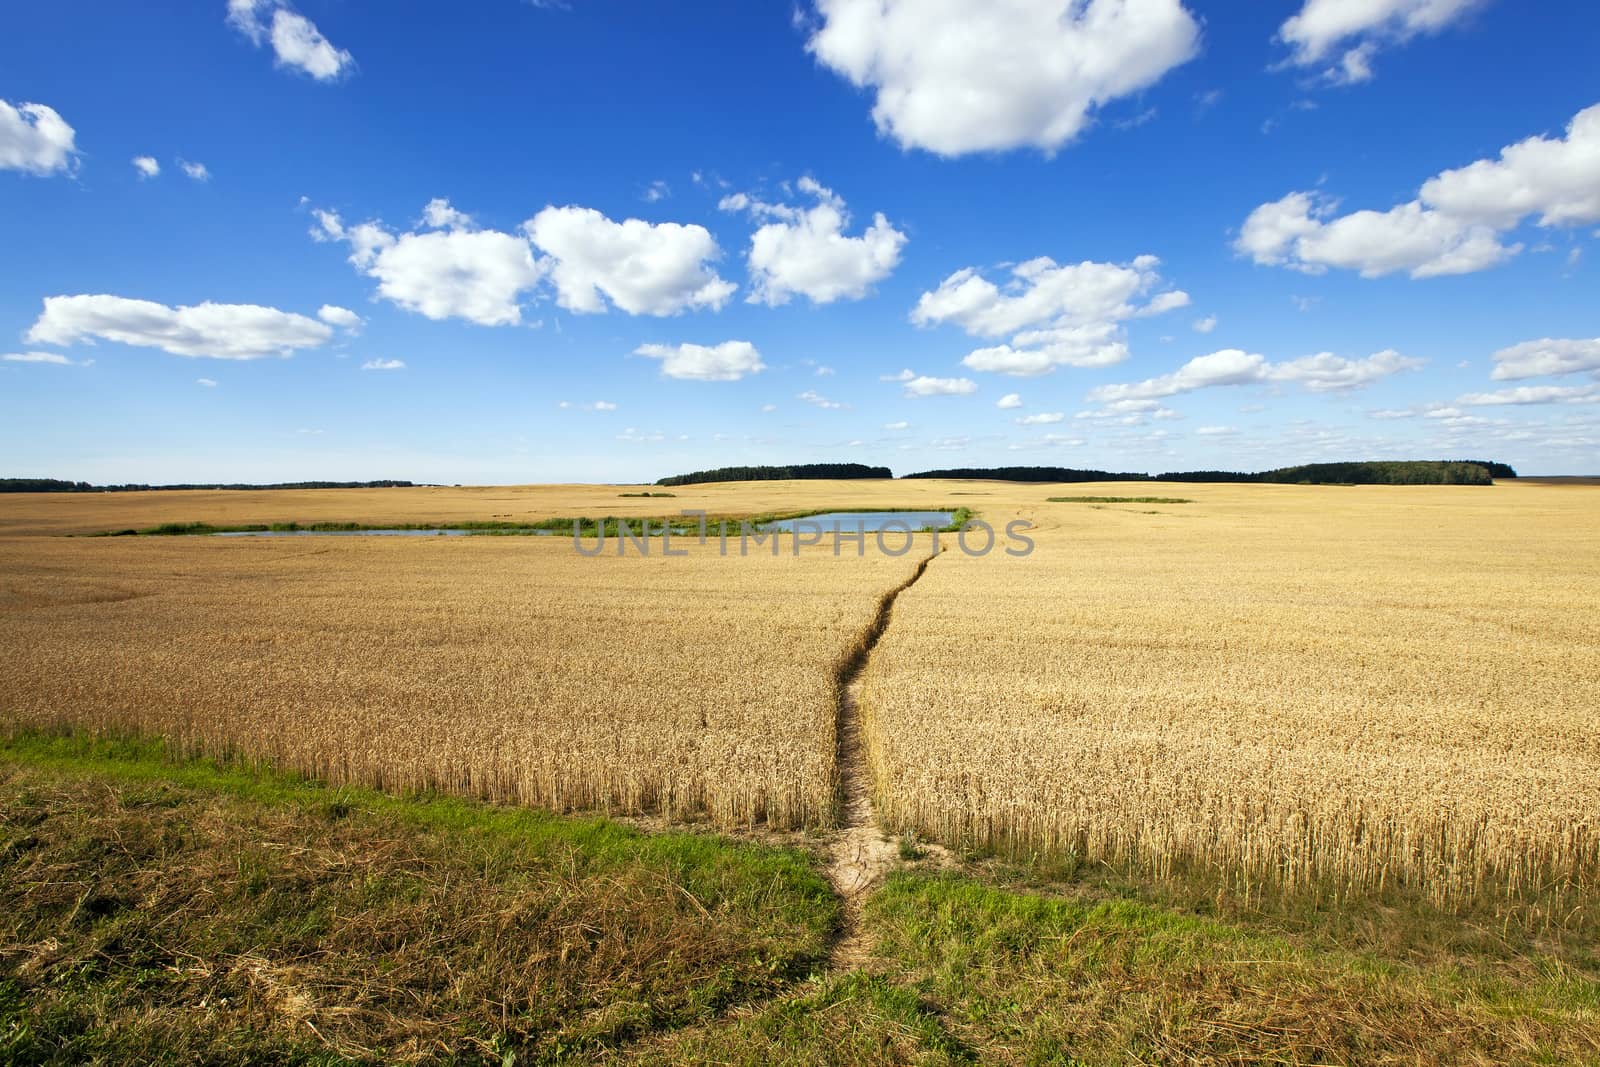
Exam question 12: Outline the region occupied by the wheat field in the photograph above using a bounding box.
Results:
[0,531,926,830]
[860,481,1600,903]
[3,480,1599,904]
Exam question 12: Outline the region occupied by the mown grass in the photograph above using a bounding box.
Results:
[0,731,836,1065]
[863,871,1599,1065]
[631,866,1600,1065]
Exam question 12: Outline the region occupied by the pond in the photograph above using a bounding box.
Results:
[760,511,954,532]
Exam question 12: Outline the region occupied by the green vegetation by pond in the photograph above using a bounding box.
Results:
[1048,495,1194,505]
[92,507,981,539]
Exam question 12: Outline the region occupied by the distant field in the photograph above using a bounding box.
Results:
[0,479,971,536]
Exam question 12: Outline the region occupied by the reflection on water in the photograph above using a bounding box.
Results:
[760,511,954,532]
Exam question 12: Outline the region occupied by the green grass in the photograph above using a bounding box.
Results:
[91,507,980,541]
[938,506,975,532]
[1047,496,1194,505]
[631,868,1600,1065]
[0,731,836,1065]
[7,731,1591,1064]
[860,872,1595,1065]
[630,970,979,1065]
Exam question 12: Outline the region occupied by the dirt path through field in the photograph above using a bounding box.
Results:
[826,548,948,969]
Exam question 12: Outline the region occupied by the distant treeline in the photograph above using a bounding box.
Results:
[656,463,891,487]
[905,461,1515,485]
[903,466,1148,483]
[1160,461,1513,485]
[0,479,417,493]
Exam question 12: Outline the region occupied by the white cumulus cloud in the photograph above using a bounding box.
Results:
[316,305,362,330]
[1016,412,1064,424]
[797,389,846,409]
[313,203,544,327]
[180,159,211,181]
[635,341,765,381]
[912,254,1188,375]
[1237,193,1512,279]
[1088,348,1421,404]
[526,206,735,315]
[1279,0,1487,84]
[1458,383,1600,405]
[806,0,1200,156]
[1193,314,1217,333]
[724,176,906,305]
[903,375,977,397]
[1489,337,1600,380]
[1271,349,1427,391]
[1,100,78,176]
[996,393,1023,409]
[421,197,472,230]
[1238,102,1600,278]
[26,294,334,360]
[228,0,355,81]
[3,352,76,365]
[361,358,405,371]
[1422,106,1600,229]
[132,156,161,179]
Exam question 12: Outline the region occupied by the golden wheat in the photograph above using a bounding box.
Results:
[0,532,923,829]
[860,481,1600,903]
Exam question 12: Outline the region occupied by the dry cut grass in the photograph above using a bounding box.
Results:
[860,482,1600,906]
[0,534,924,830]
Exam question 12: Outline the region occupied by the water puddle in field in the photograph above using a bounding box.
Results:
[762,511,954,532]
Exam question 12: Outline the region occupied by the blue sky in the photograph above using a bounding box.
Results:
[3,0,1598,482]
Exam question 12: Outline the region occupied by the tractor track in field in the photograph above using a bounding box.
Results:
[826,547,951,970]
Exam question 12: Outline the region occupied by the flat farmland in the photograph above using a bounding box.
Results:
[0,531,926,830]
[5,478,1599,906]
[4,480,1600,1062]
